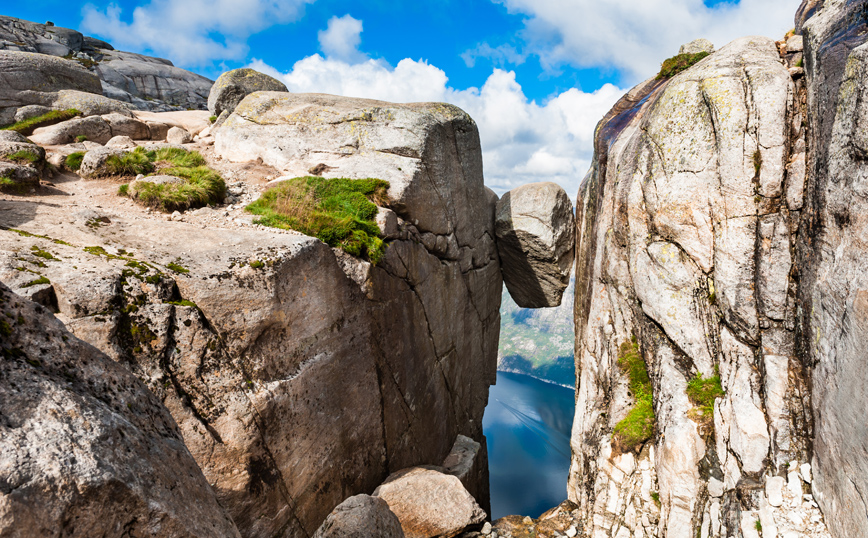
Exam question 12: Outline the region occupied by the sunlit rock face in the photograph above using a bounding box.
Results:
[570,33,829,537]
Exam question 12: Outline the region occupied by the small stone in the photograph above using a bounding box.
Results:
[800,462,812,483]
[788,471,803,502]
[522,516,532,525]
[786,35,804,53]
[565,527,577,538]
[482,522,492,535]
[167,126,193,144]
[708,478,725,498]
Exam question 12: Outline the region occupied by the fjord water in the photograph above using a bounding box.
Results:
[483,371,575,520]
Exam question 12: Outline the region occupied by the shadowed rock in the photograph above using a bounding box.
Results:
[313,495,405,538]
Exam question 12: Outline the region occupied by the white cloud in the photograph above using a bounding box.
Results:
[317,14,365,63]
[80,0,313,66]
[248,50,623,196]
[461,43,527,68]
[495,0,800,81]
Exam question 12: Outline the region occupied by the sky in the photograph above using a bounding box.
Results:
[6,0,800,195]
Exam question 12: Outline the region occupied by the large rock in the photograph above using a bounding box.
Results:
[495,181,574,308]
[798,1,868,536]
[0,50,101,105]
[569,35,817,537]
[0,283,240,538]
[313,495,404,538]
[207,68,288,117]
[0,91,500,538]
[29,115,112,145]
[373,467,486,538]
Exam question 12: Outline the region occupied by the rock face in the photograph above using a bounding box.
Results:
[495,181,574,308]
[0,283,240,538]
[679,38,715,55]
[208,68,288,118]
[569,35,829,537]
[1,93,499,538]
[313,495,404,538]
[373,467,486,538]
[797,1,868,536]
[0,15,212,114]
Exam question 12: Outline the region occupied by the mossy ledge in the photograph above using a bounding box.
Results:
[657,51,710,79]
[613,337,655,452]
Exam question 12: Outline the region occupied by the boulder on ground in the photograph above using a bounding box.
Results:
[105,135,137,149]
[0,161,40,192]
[495,181,575,308]
[373,467,486,538]
[0,283,241,538]
[167,126,192,144]
[102,112,150,140]
[13,104,51,123]
[207,68,288,117]
[29,115,112,145]
[77,147,126,177]
[679,38,715,55]
[313,495,405,538]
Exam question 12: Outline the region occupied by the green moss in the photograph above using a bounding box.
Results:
[0,319,11,338]
[613,338,655,451]
[650,491,661,507]
[64,151,85,171]
[1,109,81,135]
[0,177,27,194]
[5,228,71,246]
[249,260,265,269]
[657,52,710,79]
[4,150,41,164]
[209,115,217,123]
[246,176,390,263]
[796,58,804,68]
[75,135,88,143]
[167,299,198,308]
[167,262,189,274]
[755,520,762,532]
[686,368,725,430]
[30,245,58,261]
[22,276,50,288]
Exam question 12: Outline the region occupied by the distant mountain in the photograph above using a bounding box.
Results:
[497,275,575,387]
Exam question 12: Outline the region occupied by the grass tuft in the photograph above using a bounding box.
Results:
[246,176,390,263]
[167,262,189,274]
[686,368,725,432]
[1,109,81,135]
[64,151,85,171]
[104,147,154,176]
[75,135,88,143]
[614,337,655,451]
[657,52,710,79]
[5,150,40,164]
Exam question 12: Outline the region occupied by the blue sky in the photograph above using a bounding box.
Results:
[5,0,799,194]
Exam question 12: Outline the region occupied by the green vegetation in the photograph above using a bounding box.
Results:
[166,262,189,274]
[797,58,804,68]
[22,276,50,288]
[75,135,88,143]
[755,520,762,532]
[4,150,40,164]
[657,52,710,79]
[246,176,390,263]
[5,228,72,246]
[64,151,85,171]
[686,368,725,431]
[209,115,217,123]
[1,109,81,135]
[753,149,763,177]
[104,147,155,176]
[63,52,98,69]
[30,245,58,261]
[167,299,198,309]
[0,177,26,194]
[650,491,661,507]
[249,260,265,269]
[0,319,11,338]
[118,148,225,212]
[613,337,655,451]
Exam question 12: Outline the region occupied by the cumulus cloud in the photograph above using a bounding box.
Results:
[81,0,313,66]
[495,0,799,80]
[248,49,622,195]
[461,43,527,68]
[317,14,366,63]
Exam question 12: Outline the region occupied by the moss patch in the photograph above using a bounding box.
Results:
[657,52,710,79]
[22,276,50,288]
[686,368,725,432]
[1,109,81,135]
[4,150,41,164]
[613,337,655,451]
[246,176,390,263]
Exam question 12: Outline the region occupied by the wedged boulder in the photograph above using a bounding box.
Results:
[0,283,241,538]
[29,115,112,145]
[373,467,486,538]
[12,104,51,122]
[495,181,574,308]
[102,112,149,139]
[313,495,405,538]
[207,67,288,117]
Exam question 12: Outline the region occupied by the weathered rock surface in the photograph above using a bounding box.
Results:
[0,283,240,538]
[495,182,574,308]
[167,125,192,144]
[29,115,113,145]
[0,15,212,114]
[797,1,868,536]
[0,93,499,538]
[208,68,288,117]
[679,38,715,54]
[569,35,827,537]
[313,495,405,538]
[374,467,486,538]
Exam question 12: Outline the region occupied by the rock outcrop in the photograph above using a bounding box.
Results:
[495,182,574,308]
[0,15,212,114]
[0,283,240,538]
[1,92,499,538]
[313,495,405,538]
[797,1,868,536]
[208,68,288,120]
[569,34,827,537]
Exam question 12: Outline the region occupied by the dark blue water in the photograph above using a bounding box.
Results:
[483,371,575,520]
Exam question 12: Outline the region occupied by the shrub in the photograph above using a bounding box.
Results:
[64,151,85,171]
[657,52,710,79]
[246,176,390,263]
[104,147,155,176]
[1,109,81,135]
[613,338,655,451]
